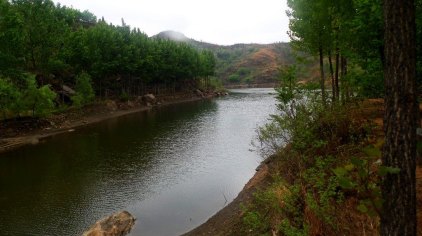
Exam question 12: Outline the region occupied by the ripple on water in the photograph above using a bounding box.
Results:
[0,88,277,236]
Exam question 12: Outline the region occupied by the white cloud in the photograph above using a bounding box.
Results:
[53,0,290,45]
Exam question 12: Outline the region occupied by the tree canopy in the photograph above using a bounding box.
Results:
[288,0,420,234]
[287,0,390,100]
[0,0,216,118]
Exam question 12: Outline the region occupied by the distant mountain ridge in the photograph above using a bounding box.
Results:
[153,31,318,86]
[153,30,219,49]
[154,30,191,42]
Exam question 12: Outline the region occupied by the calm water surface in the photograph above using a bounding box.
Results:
[0,88,276,236]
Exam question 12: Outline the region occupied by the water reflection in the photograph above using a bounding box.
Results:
[0,88,276,236]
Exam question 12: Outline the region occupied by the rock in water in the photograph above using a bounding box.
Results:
[83,211,135,236]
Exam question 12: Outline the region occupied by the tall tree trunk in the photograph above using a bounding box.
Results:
[318,46,326,106]
[328,50,335,102]
[335,48,340,102]
[340,56,345,102]
[381,0,418,235]
[342,57,349,101]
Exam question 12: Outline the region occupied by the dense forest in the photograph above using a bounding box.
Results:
[287,0,421,100]
[0,0,216,118]
[238,0,421,235]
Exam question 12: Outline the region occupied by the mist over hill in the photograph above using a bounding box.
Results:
[154,30,191,42]
[154,31,318,86]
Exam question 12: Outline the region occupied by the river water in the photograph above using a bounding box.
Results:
[0,88,276,236]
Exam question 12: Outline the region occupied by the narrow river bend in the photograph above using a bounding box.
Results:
[0,88,276,236]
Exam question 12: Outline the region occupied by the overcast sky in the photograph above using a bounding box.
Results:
[52,0,290,45]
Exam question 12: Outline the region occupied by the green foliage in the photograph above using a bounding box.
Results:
[347,63,384,98]
[256,115,288,154]
[279,219,308,236]
[214,43,294,86]
[237,67,251,76]
[119,91,130,102]
[227,67,253,84]
[242,179,285,234]
[72,72,95,107]
[304,157,341,227]
[333,156,382,216]
[332,145,400,217]
[277,184,308,236]
[287,0,386,100]
[257,92,323,155]
[0,77,20,119]
[242,178,310,236]
[24,76,57,117]
[243,210,269,233]
[254,78,381,234]
[228,74,240,83]
[208,77,225,92]
[276,65,298,105]
[0,0,216,105]
[244,157,341,236]
[243,76,254,85]
[248,0,421,233]
[0,75,56,118]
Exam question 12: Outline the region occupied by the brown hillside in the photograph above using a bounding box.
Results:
[153,31,320,87]
[216,43,319,86]
[236,47,280,84]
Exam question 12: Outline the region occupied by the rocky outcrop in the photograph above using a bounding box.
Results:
[126,101,135,108]
[83,211,135,236]
[194,89,204,98]
[105,100,118,111]
[142,93,156,106]
[62,85,76,95]
[213,91,229,97]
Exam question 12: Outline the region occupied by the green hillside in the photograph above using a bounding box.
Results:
[154,31,318,87]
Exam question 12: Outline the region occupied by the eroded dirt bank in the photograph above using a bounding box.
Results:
[0,92,216,154]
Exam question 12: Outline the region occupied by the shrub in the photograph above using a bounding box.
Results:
[237,67,251,76]
[119,91,130,102]
[250,76,378,235]
[24,75,57,117]
[244,76,254,85]
[228,74,240,83]
[208,77,226,92]
[0,77,20,119]
[72,72,95,107]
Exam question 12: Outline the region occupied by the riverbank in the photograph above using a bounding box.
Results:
[183,156,275,236]
[183,99,422,235]
[0,91,218,154]
[224,83,277,89]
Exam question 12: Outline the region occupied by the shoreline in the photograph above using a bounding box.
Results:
[183,100,422,236]
[0,94,214,154]
[182,157,275,236]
